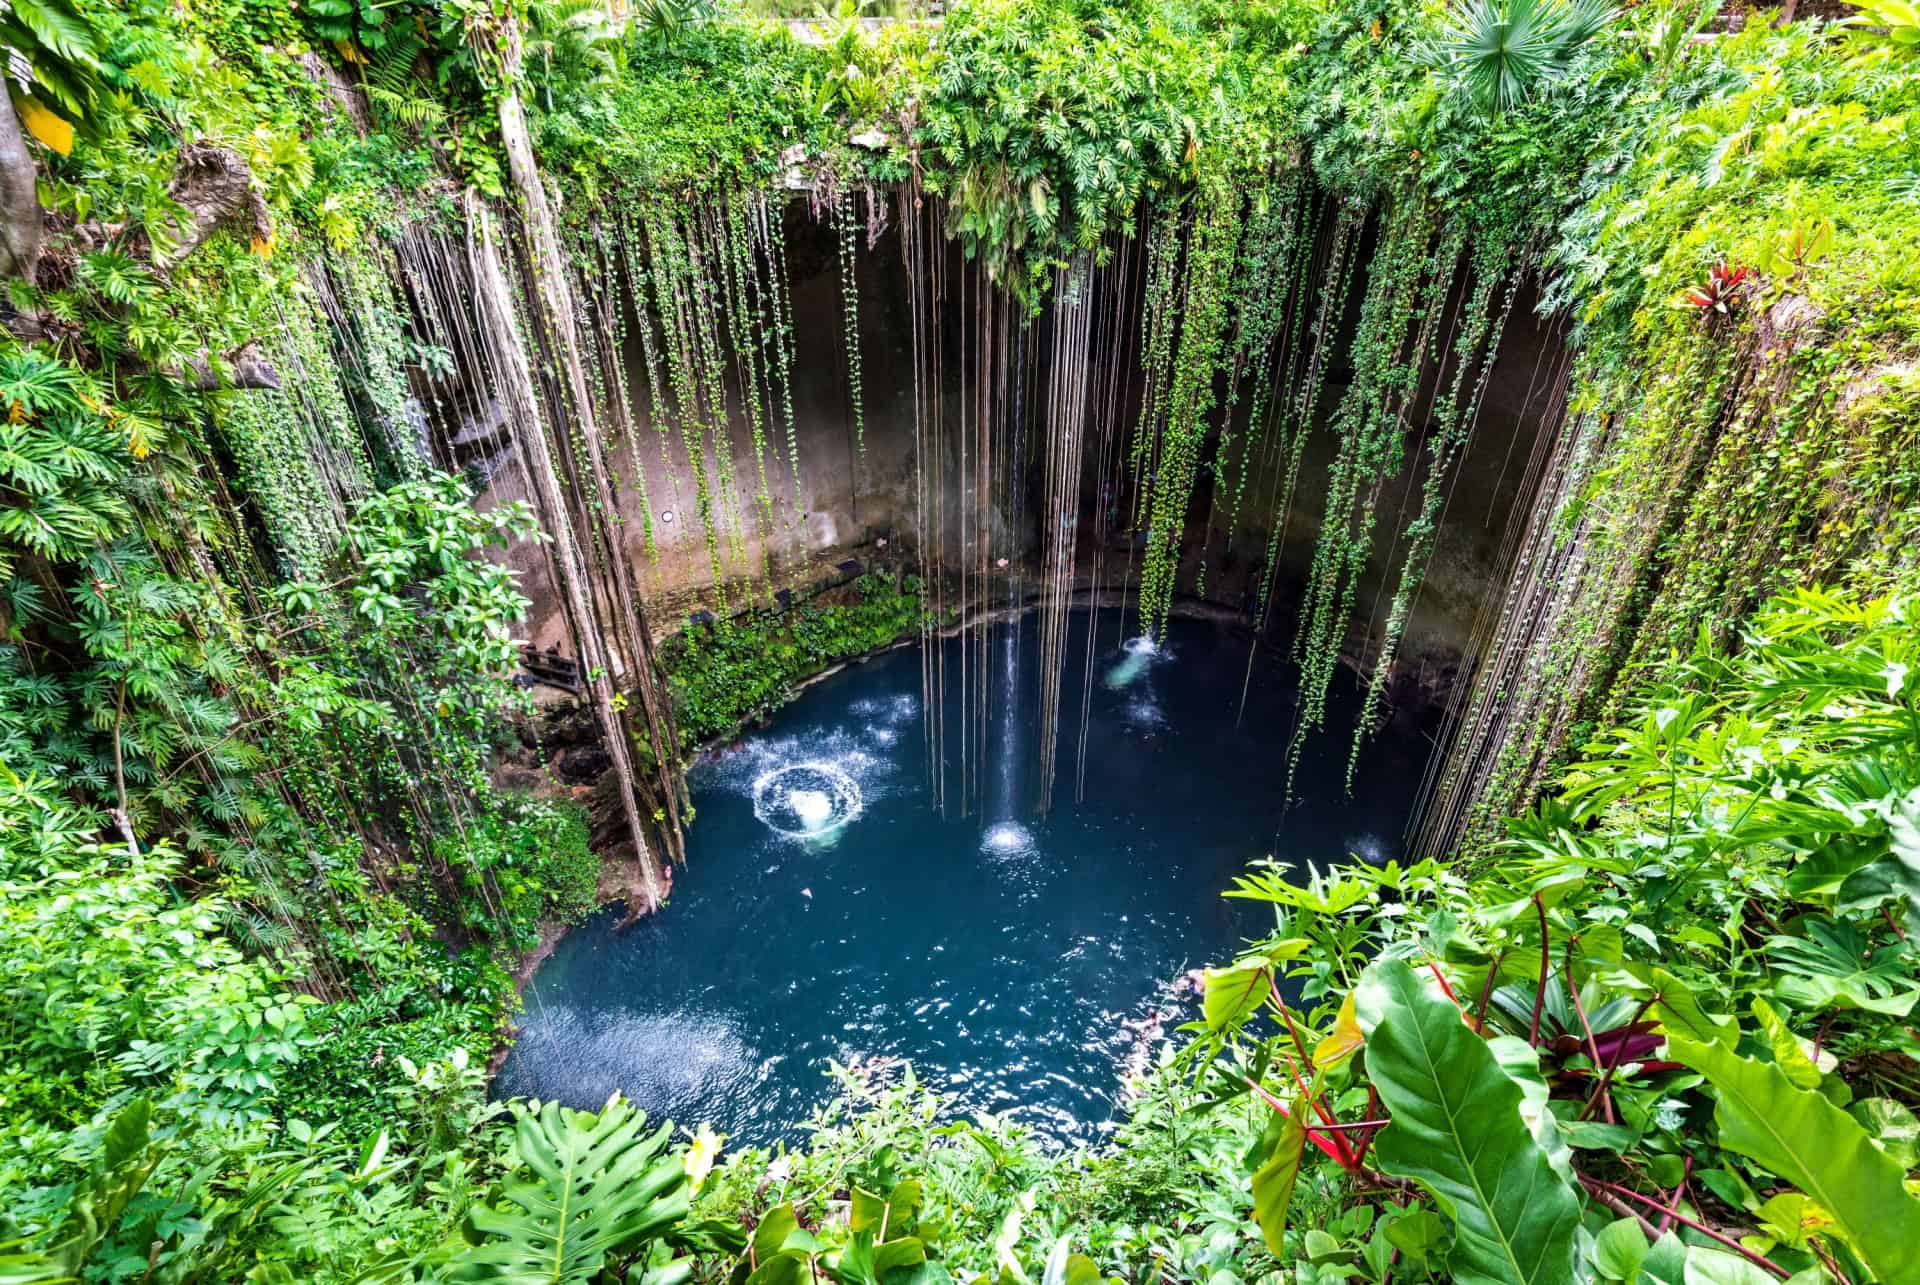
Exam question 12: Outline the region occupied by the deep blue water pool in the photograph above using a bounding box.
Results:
[494,611,1427,1146]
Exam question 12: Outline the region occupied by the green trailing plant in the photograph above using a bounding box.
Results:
[1132,177,1244,642]
[836,184,867,459]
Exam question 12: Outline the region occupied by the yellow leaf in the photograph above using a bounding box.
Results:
[1313,990,1364,1069]
[250,233,275,259]
[16,97,74,157]
[684,1123,724,1191]
[333,39,367,65]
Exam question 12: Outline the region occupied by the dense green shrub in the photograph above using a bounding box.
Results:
[662,574,925,747]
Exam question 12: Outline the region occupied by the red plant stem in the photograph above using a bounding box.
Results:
[1244,994,1352,1169]
[1582,1176,1787,1280]
[1426,959,1460,1006]
[1580,993,1658,1121]
[1658,1156,1694,1234]
[1529,895,1550,1046]
[1268,977,1317,1070]
[1252,975,1364,1168]
[1242,1076,1349,1166]
[1267,977,1341,1132]
[1563,941,1613,1124]
[1351,1085,1383,1171]
[1269,1024,1337,1130]
[1475,949,1506,1030]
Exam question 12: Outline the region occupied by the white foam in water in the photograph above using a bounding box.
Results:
[1105,635,1166,690]
[789,789,833,832]
[981,820,1036,856]
[1346,833,1390,866]
[752,761,864,839]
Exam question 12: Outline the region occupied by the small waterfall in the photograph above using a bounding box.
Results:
[982,618,1035,856]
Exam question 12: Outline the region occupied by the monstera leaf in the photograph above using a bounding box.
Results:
[1670,1037,1920,1284]
[447,1098,690,1285]
[1355,960,1580,1285]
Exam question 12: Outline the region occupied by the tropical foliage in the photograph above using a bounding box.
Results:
[661,573,926,748]
[2,0,1917,1282]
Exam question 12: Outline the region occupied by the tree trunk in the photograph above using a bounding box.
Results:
[495,85,690,859]
[466,192,668,912]
[0,98,45,282]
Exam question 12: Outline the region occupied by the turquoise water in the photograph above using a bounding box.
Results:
[495,612,1427,1145]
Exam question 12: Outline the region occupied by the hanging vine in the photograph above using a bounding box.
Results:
[1347,236,1518,780]
[1132,176,1243,642]
[1286,196,1448,785]
[835,184,867,458]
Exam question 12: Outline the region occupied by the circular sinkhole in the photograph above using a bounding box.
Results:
[497,612,1434,1146]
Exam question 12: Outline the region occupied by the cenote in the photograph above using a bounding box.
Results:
[497,611,1431,1146]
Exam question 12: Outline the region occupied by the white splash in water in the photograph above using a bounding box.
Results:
[789,789,833,832]
[981,821,1036,857]
[1346,833,1391,866]
[752,762,863,839]
[1105,635,1166,690]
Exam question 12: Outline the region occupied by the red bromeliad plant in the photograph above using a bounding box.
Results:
[1671,261,1755,315]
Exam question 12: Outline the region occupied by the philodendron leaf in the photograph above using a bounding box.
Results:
[1313,991,1363,1068]
[1590,1218,1647,1282]
[1850,1097,1920,1169]
[1487,1036,1572,1181]
[1355,959,1580,1285]
[1204,943,1311,1031]
[1249,1098,1309,1254]
[1638,1233,1688,1285]
[1203,963,1269,1031]
[1678,1247,1776,1284]
[1670,1036,1920,1284]
[448,1098,690,1284]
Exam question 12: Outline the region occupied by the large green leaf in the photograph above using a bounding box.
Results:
[1487,1036,1572,1181]
[447,1098,690,1285]
[1249,1099,1308,1254]
[1670,1037,1920,1284]
[1356,960,1579,1285]
[1680,1248,1777,1284]
[1766,918,1919,1016]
